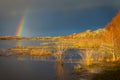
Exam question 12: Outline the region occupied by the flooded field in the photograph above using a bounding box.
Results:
[0,40,120,80]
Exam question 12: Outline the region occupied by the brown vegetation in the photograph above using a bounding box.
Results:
[71,11,120,66]
[30,49,52,56]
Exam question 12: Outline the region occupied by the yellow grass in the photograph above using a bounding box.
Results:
[30,49,52,56]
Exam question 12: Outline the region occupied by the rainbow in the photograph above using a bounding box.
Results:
[16,7,29,37]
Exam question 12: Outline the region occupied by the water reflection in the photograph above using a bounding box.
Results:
[16,40,42,47]
[55,61,65,80]
[16,56,69,80]
[0,40,18,48]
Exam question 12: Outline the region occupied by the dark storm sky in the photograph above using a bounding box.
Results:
[0,0,120,37]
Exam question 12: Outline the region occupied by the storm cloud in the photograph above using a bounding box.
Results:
[0,0,120,37]
[0,0,120,16]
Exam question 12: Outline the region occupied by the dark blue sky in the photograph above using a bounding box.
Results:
[0,0,120,37]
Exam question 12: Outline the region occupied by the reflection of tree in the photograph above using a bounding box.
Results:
[54,61,65,80]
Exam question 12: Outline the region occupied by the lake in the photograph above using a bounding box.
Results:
[0,40,117,80]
